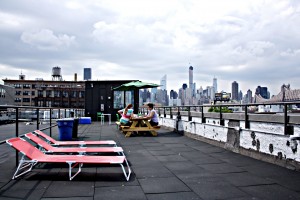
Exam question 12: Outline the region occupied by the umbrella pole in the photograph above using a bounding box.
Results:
[134,89,139,114]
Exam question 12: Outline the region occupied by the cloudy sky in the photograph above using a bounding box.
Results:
[0,0,299,96]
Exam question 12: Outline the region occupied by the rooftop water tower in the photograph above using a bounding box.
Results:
[19,74,25,80]
[52,66,63,81]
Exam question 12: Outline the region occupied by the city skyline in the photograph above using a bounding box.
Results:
[1,65,290,98]
[1,0,300,96]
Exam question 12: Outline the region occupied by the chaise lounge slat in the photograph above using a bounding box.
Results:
[34,130,117,146]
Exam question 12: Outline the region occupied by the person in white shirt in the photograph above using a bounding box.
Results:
[145,103,159,126]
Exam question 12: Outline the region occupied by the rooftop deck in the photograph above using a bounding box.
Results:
[1,122,300,199]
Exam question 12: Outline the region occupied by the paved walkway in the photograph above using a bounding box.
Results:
[0,122,300,200]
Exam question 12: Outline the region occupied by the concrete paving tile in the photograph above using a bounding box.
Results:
[147,191,203,200]
[27,189,47,200]
[154,137,184,144]
[132,165,173,178]
[94,167,135,185]
[179,152,224,164]
[171,147,197,153]
[156,155,188,162]
[192,145,226,153]
[164,143,188,148]
[217,172,276,187]
[43,181,94,198]
[185,176,249,200]
[226,197,260,200]
[216,154,264,167]
[190,157,225,165]
[94,186,147,200]
[198,163,245,174]
[168,165,218,182]
[271,175,300,192]
[139,177,191,194]
[42,197,93,200]
[148,150,177,156]
[164,161,204,174]
[142,142,164,147]
[1,188,33,199]
[144,146,171,151]
[0,197,20,200]
[241,162,300,179]
[240,184,300,200]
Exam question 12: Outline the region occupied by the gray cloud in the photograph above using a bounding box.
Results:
[0,0,300,96]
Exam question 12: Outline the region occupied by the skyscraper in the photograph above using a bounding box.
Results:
[170,90,178,99]
[255,86,269,99]
[189,66,193,89]
[247,89,252,103]
[232,81,239,101]
[160,75,167,90]
[84,68,92,80]
[213,77,217,93]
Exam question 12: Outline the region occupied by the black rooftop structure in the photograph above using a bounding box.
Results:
[85,80,138,121]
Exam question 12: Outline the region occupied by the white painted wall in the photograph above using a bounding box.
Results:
[240,130,300,162]
[158,115,300,164]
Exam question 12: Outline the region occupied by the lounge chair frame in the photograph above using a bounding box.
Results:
[25,132,124,155]
[7,138,131,181]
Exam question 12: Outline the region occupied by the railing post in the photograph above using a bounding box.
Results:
[201,106,206,123]
[245,105,250,129]
[15,107,19,167]
[170,107,173,119]
[164,107,166,118]
[188,106,192,121]
[219,105,224,126]
[64,109,67,118]
[36,108,40,130]
[50,108,52,137]
[284,104,287,135]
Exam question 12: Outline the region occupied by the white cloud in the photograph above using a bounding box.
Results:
[0,11,32,30]
[21,29,76,50]
[280,49,300,57]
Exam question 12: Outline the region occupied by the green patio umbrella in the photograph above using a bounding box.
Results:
[112,80,160,91]
[112,81,160,114]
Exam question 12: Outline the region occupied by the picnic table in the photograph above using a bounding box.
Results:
[120,117,160,137]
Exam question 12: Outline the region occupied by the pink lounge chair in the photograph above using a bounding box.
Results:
[6,137,131,181]
[25,133,124,155]
[34,130,116,146]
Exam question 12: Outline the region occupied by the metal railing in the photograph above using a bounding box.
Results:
[0,105,85,166]
[139,101,300,135]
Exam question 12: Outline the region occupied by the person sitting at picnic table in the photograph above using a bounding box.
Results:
[145,103,159,126]
[118,103,134,126]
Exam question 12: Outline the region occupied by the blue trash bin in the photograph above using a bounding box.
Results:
[57,118,74,141]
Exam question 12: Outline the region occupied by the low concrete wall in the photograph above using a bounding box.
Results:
[159,113,300,171]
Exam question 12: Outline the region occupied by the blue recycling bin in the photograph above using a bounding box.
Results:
[57,118,74,141]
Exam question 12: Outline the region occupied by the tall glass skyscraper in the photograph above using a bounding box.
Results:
[232,81,239,101]
[160,75,167,90]
[189,66,193,89]
[84,68,92,81]
[213,77,217,93]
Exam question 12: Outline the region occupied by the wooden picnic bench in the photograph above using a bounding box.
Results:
[120,117,160,137]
